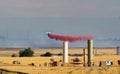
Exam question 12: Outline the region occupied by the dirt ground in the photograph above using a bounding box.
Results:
[0,47,119,74]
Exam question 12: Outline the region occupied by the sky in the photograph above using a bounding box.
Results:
[0,0,120,48]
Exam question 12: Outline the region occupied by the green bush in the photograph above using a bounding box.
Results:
[41,52,52,57]
[19,48,34,57]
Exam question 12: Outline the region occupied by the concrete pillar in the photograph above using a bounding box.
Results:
[83,49,86,67]
[117,46,120,55]
[87,40,93,67]
[63,41,68,63]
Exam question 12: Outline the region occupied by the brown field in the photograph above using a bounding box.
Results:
[0,47,117,56]
[0,47,120,74]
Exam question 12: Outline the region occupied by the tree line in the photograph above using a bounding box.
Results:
[11,48,54,57]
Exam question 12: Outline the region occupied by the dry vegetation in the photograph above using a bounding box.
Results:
[0,47,117,56]
[0,48,119,74]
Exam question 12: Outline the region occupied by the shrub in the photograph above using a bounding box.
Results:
[58,52,63,56]
[41,52,52,57]
[19,48,34,57]
[28,63,35,66]
[11,53,18,57]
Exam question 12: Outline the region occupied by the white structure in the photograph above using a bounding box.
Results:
[63,41,68,63]
[99,60,113,66]
[62,40,94,67]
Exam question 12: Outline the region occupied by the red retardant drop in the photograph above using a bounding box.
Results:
[47,33,94,42]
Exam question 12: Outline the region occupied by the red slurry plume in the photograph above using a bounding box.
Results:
[47,33,94,42]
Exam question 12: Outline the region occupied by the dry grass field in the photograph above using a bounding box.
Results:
[0,48,119,74]
[0,47,117,56]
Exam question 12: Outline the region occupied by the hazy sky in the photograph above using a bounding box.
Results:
[0,0,120,48]
[1,0,120,18]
